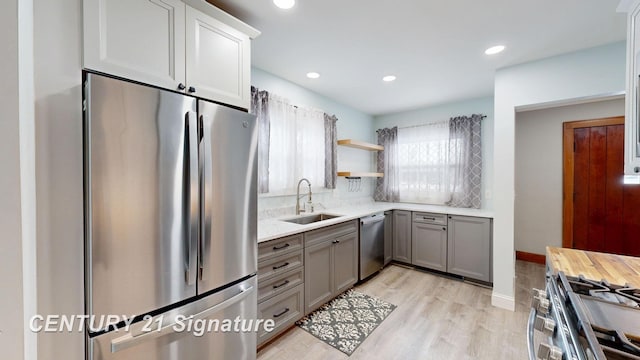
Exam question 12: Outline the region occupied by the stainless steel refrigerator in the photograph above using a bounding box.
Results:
[83,72,258,360]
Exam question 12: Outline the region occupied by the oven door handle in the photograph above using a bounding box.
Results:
[527,308,537,360]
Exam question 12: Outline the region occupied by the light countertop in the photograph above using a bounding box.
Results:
[546,246,640,288]
[258,202,493,243]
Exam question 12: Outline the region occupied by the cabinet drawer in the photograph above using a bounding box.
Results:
[258,266,304,303]
[413,212,447,225]
[257,284,304,346]
[305,220,358,247]
[258,234,303,262]
[258,250,303,282]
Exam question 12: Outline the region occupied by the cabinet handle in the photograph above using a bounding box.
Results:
[177,83,186,90]
[273,262,289,270]
[423,216,436,221]
[273,280,290,289]
[188,86,196,93]
[442,227,446,231]
[273,308,290,318]
[273,243,290,251]
[332,240,340,244]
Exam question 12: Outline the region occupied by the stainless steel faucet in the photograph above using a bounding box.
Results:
[296,178,312,215]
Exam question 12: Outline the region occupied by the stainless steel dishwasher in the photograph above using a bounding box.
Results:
[359,213,385,280]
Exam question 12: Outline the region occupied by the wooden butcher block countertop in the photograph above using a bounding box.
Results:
[546,246,640,288]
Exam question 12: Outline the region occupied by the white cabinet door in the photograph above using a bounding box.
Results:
[186,6,251,109]
[83,0,186,91]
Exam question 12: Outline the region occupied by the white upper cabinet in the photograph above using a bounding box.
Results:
[83,0,259,109]
[186,6,251,108]
[623,0,640,176]
[83,0,186,91]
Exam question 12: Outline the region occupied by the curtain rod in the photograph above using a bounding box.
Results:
[376,115,487,132]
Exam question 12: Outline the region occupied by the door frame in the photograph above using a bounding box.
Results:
[562,116,625,248]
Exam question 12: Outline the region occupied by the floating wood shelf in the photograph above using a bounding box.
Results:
[337,172,384,178]
[337,139,384,151]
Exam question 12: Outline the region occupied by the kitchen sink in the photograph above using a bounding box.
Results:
[281,213,343,225]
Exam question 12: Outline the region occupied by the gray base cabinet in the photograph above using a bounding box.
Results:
[447,215,492,282]
[412,222,448,272]
[256,234,304,346]
[304,239,333,313]
[392,210,412,263]
[304,221,358,315]
[383,211,393,265]
[257,284,304,345]
[411,212,448,271]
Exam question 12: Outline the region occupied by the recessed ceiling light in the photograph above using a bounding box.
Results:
[485,45,505,55]
[273,0,295,9]
[382,75,396,82]
[306,72,320,79]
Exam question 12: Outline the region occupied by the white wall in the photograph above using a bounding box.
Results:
[1,0,38,359]
[493,41,626,310]
[515,98,624,255]
[34,0,84,358]
[1,1,27,359]
[373,96,495,210]
[252,67,376,217]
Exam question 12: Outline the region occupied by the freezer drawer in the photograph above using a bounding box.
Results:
[88,277,257,360]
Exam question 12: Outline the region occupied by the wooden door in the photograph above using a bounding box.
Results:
[563,117,640,256]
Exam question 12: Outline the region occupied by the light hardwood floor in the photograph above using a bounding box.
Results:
[257,260,545,360]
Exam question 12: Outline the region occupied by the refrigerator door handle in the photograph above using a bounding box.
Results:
[110,285,255,353]
[200,114,212,281]
[186,111,199,286]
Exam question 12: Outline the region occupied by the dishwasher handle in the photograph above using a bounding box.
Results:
[360,214,385,226]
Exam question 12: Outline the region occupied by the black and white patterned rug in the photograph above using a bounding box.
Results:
[296,290,397,356]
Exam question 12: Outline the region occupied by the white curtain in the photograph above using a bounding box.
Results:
[268,93,325,192]
[397,121,452,204]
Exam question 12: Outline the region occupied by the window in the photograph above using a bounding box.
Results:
[266,94,326,193]
[397,122,454,204]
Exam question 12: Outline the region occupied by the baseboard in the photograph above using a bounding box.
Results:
[491,292,515,311]
[516,251,545,265]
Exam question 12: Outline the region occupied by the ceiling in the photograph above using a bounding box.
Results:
[208,0,626,116]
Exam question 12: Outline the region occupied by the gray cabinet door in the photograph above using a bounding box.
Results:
[304,240,333,314]
[334,232,359,294]
[447,215,492,282]
[383,212,393,266]
[392,210,412,263]
[411,223,447,272]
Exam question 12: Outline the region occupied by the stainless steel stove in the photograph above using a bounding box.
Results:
[528,271,640,360]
